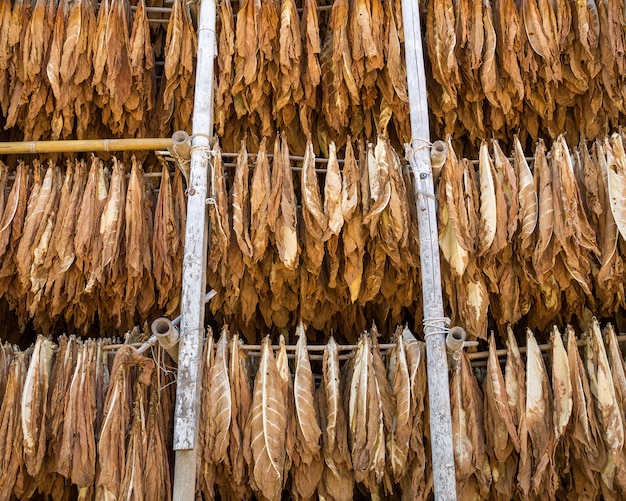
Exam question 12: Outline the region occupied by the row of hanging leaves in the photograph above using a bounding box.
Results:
[439,130,626,340]
[214,0,409,156]
[0,133,421,342]
[197,321,430,501]
[0,331,175,501]
[197,317,626,500]
[425,0,626,151]
[0,156,186,338]
[207,134,422,343]
[0,0,195,141]
[3,315,626,500]
[453,319,626,500]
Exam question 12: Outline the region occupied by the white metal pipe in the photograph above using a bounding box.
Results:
[400,0,457,498]
[171,0,217,498]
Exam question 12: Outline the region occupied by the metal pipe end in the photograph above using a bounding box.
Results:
[446,326,467,355]
[171,130,191,163]
[430,140,447,183]
[151,317,180,363]
[172,130,190,146]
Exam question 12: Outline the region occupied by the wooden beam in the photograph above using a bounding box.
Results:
[400,0,458,499]
[171,0,217,499]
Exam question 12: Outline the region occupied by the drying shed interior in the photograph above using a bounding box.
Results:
[1,0,626,500]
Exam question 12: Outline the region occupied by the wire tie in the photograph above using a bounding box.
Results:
[414,189,436,201]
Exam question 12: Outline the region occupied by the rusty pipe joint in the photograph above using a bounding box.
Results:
[446,325,466,369]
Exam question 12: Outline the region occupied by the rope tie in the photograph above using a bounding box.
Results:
[422,316,451,339]
[150,345,178,392]
[190,132,212,143]
[189,144,211,161]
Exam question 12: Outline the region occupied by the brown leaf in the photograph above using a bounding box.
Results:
[513,136,537,250]
[484,333,519,462]
[207,328,232,465]
[245,337,287,501]
[525,329,555,494]
[585,317,624,492]
[225,334,253,499]
[250,138,271,262]
[290,323,323,499]
[324,141,344,239]
[387,326,411,480]
[232,140,253,259]
[301,136,327,273]
[477,142,497,255]
[21,335,54,477]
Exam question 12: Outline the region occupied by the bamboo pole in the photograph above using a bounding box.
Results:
[0,137,174,154]
[400,0,457,498]
[171,0,216,498]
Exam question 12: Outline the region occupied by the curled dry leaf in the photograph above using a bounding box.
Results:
[585,317,624,492]
[232,141,253,259]
[485,333,519,462]
[21,335,54,477]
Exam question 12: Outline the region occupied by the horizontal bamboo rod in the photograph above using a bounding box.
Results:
[239,342,398,352]
[98,3,172,13]
[136,5,172,13]
[230,3,333,14]
[5,170,173,183]
[221,161,338,174]
[101,341,394,352]
[467,334,626,361]
[99,332,626,365]
[101,339,479,354]
[468,155,535,165]
[220,151,346,164]
[0,138,174,155]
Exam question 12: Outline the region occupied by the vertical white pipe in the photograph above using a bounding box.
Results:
[171,0,216,499]
[400,0,457,499]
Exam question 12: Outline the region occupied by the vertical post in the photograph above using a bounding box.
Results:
[172,0,217,499]
[400,1,457,499]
